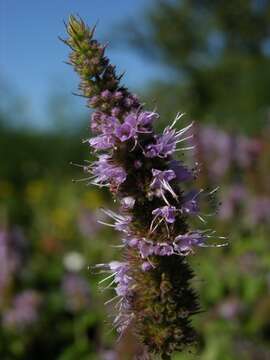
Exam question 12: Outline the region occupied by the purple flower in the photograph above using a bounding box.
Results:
[182,190,200,215]
[200,126,231,154]
[100,210,131,233]
[169,160,193,182]
[126,237,175,258]
[91,111,156,147]
[121,196,135,210]
[141,261,152,272]
[217,297,243,320]
[114,216,132,232]
[62,274,91,312]
[199,126,232,178]
[150,169,177,201]
[89,95,100,107]
[138,240,155,258]
[113,90,124,101]
[246,196,270,226]
[122,93,140,110]
[150,169,176,189]
[101,89,112,100]
[111,107,121,117]
[145,121,193,158]
[91,114,120,136]
[152,206,177,223]
[89,134,116,150]
[115,118,137,142]
[137,111,158,127]
[108,260,128,273]
[124,236,139,247]
[100,116,120,135]
[154,243,174,256]
[92,155,127,187]
[107,261,131,298]
[3,290,41,330]
[145,130,176,158]
[77,209,101,237]
[219,185,246,221]
[144,142,162,158]
[101,350,117,360]
[114,111,155,142]
[91,111,103,133]
[235,136,261,168]
[123,96,135,108]
[174,232,205,255]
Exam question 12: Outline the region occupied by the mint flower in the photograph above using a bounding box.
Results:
[91,155,127,188]
[63,16,224,359]
[145,118,193,158]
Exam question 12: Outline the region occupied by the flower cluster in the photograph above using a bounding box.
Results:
[62,273,91,312]
[192,125,270,228]
[2,290,41,330]
[195,125,261,180]
[219,185,270,226]
[64,16,222,359]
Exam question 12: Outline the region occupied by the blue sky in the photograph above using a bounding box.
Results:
[0,0,165,128]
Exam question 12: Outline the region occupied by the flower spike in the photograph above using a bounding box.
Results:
[64,15,223,359]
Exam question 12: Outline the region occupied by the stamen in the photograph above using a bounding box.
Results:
[175,145,195,151]
[161,180,178,199]
[104,294,121,305]
[175,134,194,144]
[97,220,115,227]
[161,191,170,206]
[208,186,220,195]
[169,112,186,129]
[72,175,94,182]
[150,218,163,234]
[98,272,116,284]
[198,215,206,223]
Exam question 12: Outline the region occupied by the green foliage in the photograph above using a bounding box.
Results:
[122,0,270,134]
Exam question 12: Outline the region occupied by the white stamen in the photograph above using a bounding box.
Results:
[175,145,195,151]
[150,217,163,234]
[208,186,219,195]
[129,137,138,152]
[99,272,116,284]
[198,215,206,223]
[175,134,194,144]
[161,190,170,205]
[100,278,116,291]
[97,220,115,227]
[105,295,121,305]
[169,112,186,129]
[199,242,228,248]
[161,180,178,199]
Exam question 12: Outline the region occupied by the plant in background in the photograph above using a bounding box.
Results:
[63,16,224,359]
[0,227,24,308]
[2,290,41,330]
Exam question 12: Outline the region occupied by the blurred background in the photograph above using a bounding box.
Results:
[0,1,270,359]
